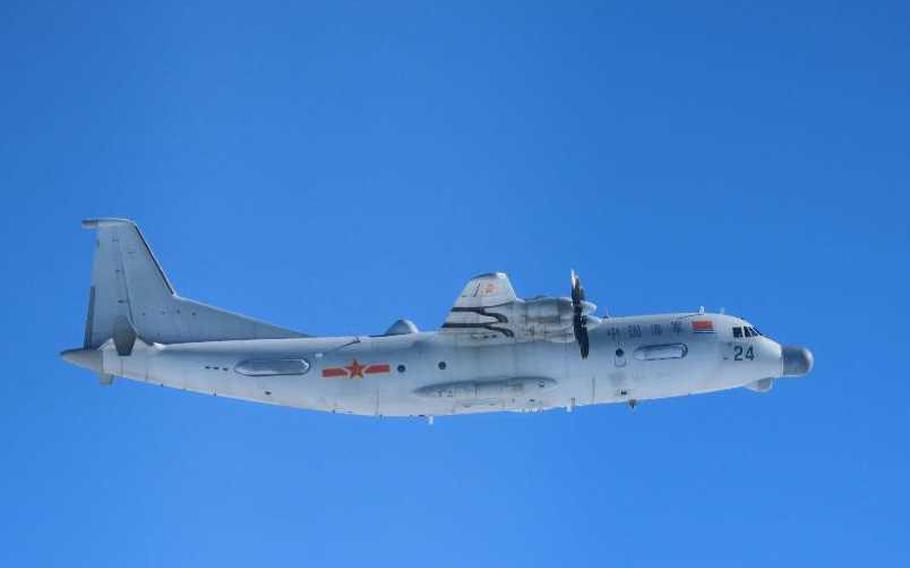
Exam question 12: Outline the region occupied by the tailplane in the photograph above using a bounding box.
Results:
[79,218,304,349]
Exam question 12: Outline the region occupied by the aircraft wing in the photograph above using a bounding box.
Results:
[448,272,518,309]
[441,272,519,338]
[441,272,597,344]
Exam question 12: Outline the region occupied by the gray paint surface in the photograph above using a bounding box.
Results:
[62,219,813,418]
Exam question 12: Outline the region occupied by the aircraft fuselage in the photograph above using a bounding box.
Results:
[97,312,799,417]
[61,219,813,417]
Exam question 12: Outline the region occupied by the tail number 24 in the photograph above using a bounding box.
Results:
[733,345,754,361]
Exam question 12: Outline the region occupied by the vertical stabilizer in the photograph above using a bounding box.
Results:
[80,218,305,347]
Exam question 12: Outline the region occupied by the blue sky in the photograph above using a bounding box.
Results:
[1,1,908,566]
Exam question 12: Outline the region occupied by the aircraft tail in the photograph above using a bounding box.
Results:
[78,218,304,351]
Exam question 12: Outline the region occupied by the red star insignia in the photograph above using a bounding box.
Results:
[345,359,367,379]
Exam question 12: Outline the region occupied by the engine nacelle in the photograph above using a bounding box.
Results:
[509,297,597,338]
[524,297,573,324]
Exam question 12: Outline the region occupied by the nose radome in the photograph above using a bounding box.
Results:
[782,346,814,377]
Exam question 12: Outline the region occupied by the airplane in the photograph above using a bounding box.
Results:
[61,219,813,420]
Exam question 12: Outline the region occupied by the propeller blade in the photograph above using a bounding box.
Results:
[570,270,590,359]
[574,316,590,358]
[570,270,585,304]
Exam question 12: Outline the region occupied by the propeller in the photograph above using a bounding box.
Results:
[570,270,590,359]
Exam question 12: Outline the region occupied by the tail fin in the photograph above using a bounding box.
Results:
[80,218,305,348]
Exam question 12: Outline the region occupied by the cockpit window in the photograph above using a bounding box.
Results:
[734,325,764,338]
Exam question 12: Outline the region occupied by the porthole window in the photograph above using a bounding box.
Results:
[235,358,311,376]
[438,361,447,370]
[397,364,406,373]
[615,348,625,357]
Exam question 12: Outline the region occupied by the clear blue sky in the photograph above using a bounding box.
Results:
[1,1,907,566]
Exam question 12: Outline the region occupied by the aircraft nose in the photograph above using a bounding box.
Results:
[781,346,814,377]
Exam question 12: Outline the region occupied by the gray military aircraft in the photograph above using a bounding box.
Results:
[62,219,813,419]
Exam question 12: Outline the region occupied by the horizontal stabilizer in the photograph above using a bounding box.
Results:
[61,348,103,374]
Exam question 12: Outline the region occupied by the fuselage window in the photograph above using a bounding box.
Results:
[634,343,688,361]
[235,358,311,376]
[733,327,743,338]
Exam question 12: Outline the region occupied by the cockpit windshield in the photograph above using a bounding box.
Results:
[732,325,762,338]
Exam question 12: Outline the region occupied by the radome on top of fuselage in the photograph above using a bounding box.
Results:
[61,219,813,419]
